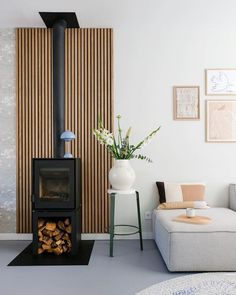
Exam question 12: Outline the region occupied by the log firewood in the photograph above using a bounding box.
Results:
[64,218,70,226]
[57,220,66,231]
[63,245,68,252]
[65,224,72,234]
[42,229,53,238]
[51,241,58,248]
[52,228,60,236]
[62,233,70,241]
[38,225,46,238]
[42,236,49,242]
[38,219,45,228]
[54,232,64,241]
[42,244,52,250]
[55,239,63,246]
[38,230,43,237]
[59,240,65,245]
[42,237,53,246]
[38,225,45,232]
[45,222,57,231]
[38,248,44,254]
[53,246,63,255]
[67,240,72,249]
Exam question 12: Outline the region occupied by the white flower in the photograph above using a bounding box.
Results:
[101,130,113,141]
[106,138,114,146]
[103,129,110,134]
[94,128,114,147]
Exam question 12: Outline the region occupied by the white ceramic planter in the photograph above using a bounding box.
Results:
[109,160,135,190]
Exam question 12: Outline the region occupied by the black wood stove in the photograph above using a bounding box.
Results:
[32,158,82,255]
[31,12,81,256]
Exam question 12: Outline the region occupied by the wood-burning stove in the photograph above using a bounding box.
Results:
[32,158,82,255]
[30,13,82,256]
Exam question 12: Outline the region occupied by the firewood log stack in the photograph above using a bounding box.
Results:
[37,218,72,255]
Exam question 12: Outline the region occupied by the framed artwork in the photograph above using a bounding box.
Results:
[206,100,236,142]
[173,86,200,120]
[205,69,236,95]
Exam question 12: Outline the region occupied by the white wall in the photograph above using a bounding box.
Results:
[1,0,236,234]
[0,29,16,233]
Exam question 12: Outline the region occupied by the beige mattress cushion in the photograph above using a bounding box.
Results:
[155,207,236,233]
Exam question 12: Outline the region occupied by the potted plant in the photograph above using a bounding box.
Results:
[93,115,160,190]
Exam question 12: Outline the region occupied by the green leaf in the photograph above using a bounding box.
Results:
[134,154,153,163]
[98,116,104,129]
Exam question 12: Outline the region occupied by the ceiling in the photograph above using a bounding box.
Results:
[1,0,236,30]
[0,0,125,28]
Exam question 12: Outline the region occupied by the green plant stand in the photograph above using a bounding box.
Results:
[108,189,143,257]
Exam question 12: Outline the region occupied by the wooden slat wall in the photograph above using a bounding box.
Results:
[16,28,113,233]
[65,29,113,233]
[16,28,53,233]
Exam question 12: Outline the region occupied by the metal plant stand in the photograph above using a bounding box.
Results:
[108,189,143,257]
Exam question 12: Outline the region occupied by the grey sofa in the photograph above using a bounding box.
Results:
[153,184,236,272]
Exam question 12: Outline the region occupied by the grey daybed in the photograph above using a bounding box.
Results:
[153,184,236,272]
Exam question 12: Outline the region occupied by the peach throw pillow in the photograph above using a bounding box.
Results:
[181,184,205,201]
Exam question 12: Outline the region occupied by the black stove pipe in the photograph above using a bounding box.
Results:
[53,19,67,158]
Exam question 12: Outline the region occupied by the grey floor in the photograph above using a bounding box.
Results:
[0,240,186,295]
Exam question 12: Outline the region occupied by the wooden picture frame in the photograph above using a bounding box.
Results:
[173,86,200,120]
[206,100,236,142]
[205,69,236,95]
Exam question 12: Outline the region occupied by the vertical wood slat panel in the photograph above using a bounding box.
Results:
[16,28,53,233]
[16,28,113,233]
[65,28,114,233]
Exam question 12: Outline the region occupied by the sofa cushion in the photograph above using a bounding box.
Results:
[156,182,166,203]
[164,183,183,202]
[156,182,205,203]
[181,184,205,201]
[153,208,236,271]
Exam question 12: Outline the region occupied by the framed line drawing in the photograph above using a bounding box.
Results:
[206,100,236,142]
[173,86,200,120]
[205,69,236,95]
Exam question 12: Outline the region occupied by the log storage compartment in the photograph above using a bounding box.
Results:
[32,158,82,256]
[33,210,81,255]
[37,218,72,255]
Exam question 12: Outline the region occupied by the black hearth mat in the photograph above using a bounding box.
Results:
[8,240,94,266]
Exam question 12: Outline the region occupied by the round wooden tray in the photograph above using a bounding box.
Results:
[173,214,212,224]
